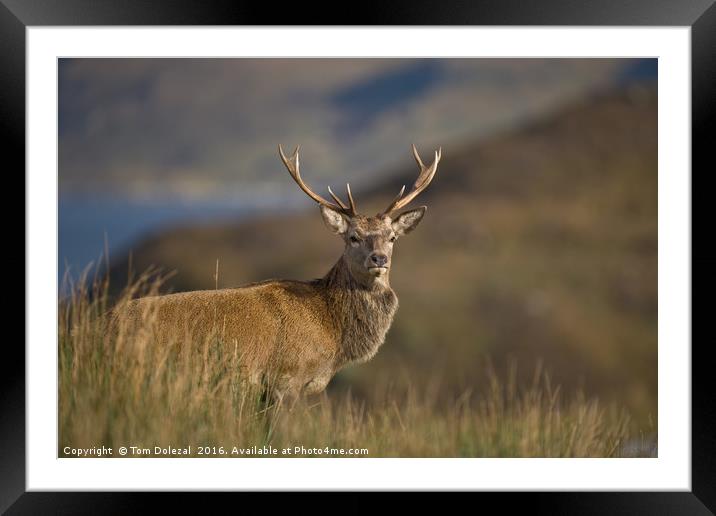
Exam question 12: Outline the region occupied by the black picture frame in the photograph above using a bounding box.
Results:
[4,0,713,513]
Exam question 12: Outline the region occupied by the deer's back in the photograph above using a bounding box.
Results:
[116,279,340,380]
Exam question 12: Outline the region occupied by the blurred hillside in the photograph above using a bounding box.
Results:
[109,83,657,428]
[60,58,641,199]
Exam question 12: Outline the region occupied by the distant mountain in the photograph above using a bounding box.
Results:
[60,59,652,199]
[109,83,657,428]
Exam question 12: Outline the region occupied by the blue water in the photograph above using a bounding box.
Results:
[58,195,284,283]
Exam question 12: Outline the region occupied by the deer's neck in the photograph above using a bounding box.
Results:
[319,256,398,367]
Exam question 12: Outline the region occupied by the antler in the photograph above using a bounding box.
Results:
[278,145,356,216]
[382,144,441,216]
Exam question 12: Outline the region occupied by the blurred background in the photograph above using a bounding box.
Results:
[59,58,657,431]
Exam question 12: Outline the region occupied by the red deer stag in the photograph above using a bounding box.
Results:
[115,144,441,403]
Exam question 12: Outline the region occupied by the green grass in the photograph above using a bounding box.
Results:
[58,269,651,458]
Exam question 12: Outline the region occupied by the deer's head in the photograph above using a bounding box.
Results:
[279,144,441,287]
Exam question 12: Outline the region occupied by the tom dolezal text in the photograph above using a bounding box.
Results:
[62,445,369,457]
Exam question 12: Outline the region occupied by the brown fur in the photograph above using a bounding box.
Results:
[112,210,431,401]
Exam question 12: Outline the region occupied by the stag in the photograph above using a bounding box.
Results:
[115,144,441,402]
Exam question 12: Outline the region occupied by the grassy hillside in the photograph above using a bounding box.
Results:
[108,83,657,431]
[60,272,638,457]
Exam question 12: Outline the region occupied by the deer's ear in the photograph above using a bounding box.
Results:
[391,206,427,236]
[320,205,349,235]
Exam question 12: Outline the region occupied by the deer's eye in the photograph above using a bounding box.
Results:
[350,235,361,244]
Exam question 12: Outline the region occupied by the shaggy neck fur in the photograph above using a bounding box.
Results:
[316,255,398,367]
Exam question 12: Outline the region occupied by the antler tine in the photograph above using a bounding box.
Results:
[346,183,357,215]
[382,185,406,216]
[327,184,357,215]
[278,143,297,171]
[382,145,441,215]
[278,144,348,213]
[413,148,441,189]
[411,143,425,169]
[327,186,350,210]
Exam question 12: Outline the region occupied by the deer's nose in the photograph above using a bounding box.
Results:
[370,253,388,267]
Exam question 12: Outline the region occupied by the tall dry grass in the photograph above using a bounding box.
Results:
[59,267,647,458]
